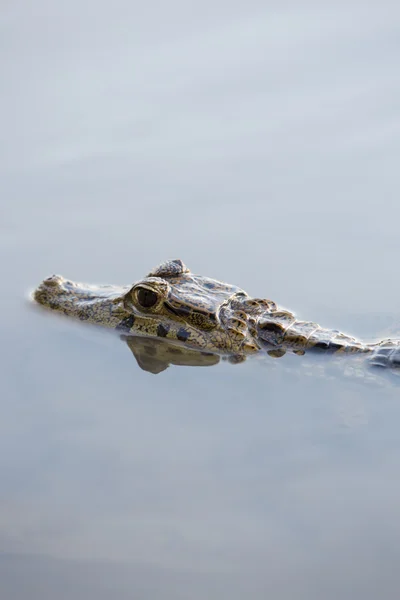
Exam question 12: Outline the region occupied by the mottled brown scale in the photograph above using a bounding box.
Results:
[230,318,248,331]
[33,258,400,368]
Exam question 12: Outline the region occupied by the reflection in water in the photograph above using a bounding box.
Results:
[122,334,222,374]
[120,332,400,390]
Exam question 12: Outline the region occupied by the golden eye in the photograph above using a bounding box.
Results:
[136,287,158,308]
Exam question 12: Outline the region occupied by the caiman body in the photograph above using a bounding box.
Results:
[33,259,400,370]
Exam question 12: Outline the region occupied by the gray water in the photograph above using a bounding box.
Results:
[2,1,400,598]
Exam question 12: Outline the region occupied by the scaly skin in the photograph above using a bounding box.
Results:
[33,258,400,368]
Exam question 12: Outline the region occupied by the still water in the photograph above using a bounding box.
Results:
[2,1,400,598]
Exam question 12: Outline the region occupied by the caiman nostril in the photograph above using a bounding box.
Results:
[43,275,64,287]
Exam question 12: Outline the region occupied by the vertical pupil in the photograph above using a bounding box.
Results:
[137,288,158,308]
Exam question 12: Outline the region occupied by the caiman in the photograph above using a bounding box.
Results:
[33,258,400,374]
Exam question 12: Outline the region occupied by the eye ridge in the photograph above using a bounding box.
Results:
[136,287,159,308]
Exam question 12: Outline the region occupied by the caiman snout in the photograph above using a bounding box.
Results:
[33,274,127,325]
[33,274,79,309]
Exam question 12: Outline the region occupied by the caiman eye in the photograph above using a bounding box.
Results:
[136,287,159,308]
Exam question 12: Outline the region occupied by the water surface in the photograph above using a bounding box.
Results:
[2,1,400,598]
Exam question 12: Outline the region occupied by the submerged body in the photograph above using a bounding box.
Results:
[33,258,400,369]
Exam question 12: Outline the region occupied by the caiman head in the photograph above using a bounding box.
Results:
[33,259,276,355]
